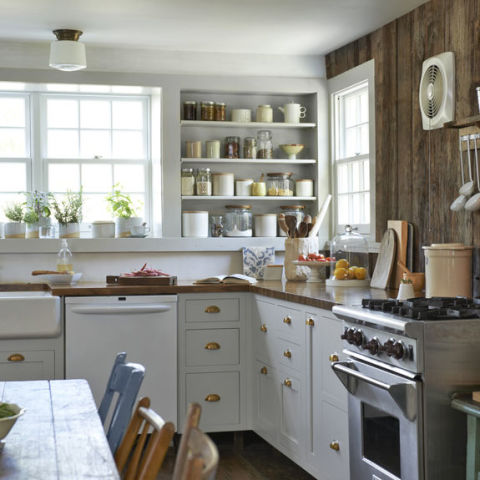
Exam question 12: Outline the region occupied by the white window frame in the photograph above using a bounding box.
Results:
[39,93,152,226]
[328,59,376,240]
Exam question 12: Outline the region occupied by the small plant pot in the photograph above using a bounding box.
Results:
[26,222,40,239]
[59,223,80,239]
[115,217,143,238]
[4,222,26,239]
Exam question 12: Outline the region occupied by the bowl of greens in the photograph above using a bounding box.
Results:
[0,403,25,439]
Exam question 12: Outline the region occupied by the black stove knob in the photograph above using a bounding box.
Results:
[340,328,357,344]
[364,337,381,355]
[340,328,349,340]
[392,340,406,360]
[352,329,364,347]
[383,338,395,356]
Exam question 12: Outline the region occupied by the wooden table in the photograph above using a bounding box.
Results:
[0,379,120,479]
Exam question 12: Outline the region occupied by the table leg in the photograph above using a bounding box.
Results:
[467,415,480,480]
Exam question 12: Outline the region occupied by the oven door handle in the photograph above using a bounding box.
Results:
[332,361,418,421]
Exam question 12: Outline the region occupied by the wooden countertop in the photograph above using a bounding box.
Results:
[42,280,395,309]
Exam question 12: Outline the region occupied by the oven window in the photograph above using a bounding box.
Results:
[362,403,401,477]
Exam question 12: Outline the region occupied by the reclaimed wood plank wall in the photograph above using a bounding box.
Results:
[326,0,480,271]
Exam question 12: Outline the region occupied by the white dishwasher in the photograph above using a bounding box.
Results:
[65,295,177,424]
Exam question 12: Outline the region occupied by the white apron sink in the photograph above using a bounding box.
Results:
[0,291,61,338]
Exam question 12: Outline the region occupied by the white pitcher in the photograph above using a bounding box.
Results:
[278,103,307,123]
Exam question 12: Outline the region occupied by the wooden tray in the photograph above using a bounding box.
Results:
[106,275,177,285]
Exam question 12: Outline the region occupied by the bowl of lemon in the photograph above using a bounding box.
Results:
[326,258,370,287]
[0,403,25,440]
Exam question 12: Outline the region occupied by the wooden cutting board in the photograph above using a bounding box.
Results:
[387,220,408,289]
[370,229,397,289]
[106,275,177,285]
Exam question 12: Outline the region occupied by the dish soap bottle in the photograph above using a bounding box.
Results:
[57,239,73,273]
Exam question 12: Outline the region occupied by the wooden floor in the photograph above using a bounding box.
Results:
[158,431,316,480]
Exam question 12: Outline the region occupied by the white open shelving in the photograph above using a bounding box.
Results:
[181,120,316,129]
[181,158,316,165]
[181,196,316,201]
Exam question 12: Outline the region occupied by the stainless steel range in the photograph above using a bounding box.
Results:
[332,297,480,480]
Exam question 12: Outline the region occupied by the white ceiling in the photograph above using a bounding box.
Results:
[0,0,429,56]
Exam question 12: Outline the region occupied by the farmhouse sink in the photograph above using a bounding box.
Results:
[0,290,61,338]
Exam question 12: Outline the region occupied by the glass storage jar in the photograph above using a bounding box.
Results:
[224,205,252,237]
[200,101,215,121]
[266,172,293,196]
[243,137,257,159]
[210,215,224,237]
[181,168,195,196]
[225,136,240,159]
[214,102,226,121]
[326,224,370,286]
[183,101,197,120]
[257,130,273,159]
[196,168,212,196]
[279,205,305,237]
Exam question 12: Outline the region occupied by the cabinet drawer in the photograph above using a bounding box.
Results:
[276,337,304,372]
[185,298,240,323]
[277,305,304,345]
[319,400,349,480]
[0,350,55,381]
[185,372,240,428]
[185,329,239,367]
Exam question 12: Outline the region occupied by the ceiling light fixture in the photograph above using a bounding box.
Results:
[49,29,86,72]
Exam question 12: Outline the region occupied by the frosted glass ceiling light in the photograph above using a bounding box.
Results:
[49,29,86,72]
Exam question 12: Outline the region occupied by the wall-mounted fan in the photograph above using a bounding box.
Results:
[419,52,455,130]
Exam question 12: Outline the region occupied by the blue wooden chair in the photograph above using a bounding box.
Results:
[98,352,146,453]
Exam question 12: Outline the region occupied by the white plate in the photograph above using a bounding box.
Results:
[40,272,83,285]
[292,261,334,267]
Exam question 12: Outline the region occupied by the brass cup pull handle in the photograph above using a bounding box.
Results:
[260,324,267,332]
[283,379,292,388]
[283,316,292,325]
[204,394,221,402]
[205,305,220,314]
[329,353,339,362]
[205,342,220,350]
[8,353,25,362]
[329,440,340,451]
[306,318,315,326]
[283,350,292,358]
[260,366,268,375]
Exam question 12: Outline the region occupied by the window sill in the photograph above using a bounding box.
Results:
[0,237,287,254]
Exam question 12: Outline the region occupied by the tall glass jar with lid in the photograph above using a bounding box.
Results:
[181,168,195,196]
[224,205,252,237]
[326,225,370,286]
[257,130,273,159]
[196,168,212,196]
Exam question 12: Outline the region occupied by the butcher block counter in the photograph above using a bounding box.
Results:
[31,280,395,309]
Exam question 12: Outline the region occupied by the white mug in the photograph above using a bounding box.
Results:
[278,103,307,124]
[231,109,252,122]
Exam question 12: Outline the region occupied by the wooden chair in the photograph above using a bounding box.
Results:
[98,352,146,453]
[115,397,175,480]
[172,403,219,480]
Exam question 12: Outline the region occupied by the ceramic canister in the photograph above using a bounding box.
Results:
[295,179,314,197]
[256,105,273,123]
[212,173,234,196]
[206,140,221,158]
[231,109,252,122]
[235,178,253,196]
[91,221,115,238]
[254,214,277,237]
[182,211,209,237]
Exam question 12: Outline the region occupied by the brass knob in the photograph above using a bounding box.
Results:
[283,316,292,325]
[306,318,315,326]
[8,353,24,362]
[329,440,340,451]
[260,324,267,332]
[260,366,268,375]
[283,379,292,388]
[329,353,339,362]
[205,305,220,314]
[283,350,292,359]
[205,342,220,350]
[204,394,220,402]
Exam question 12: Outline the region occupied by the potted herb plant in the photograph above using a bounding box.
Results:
[3,202,25,238]
[51,190,83,238]
[24,191,52,238]
[105,184,142,238]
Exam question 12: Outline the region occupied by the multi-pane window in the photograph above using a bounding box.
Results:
[0,94,30,221]
[43,95,149,223]
[330,60,375,238]
[0,91,150,225]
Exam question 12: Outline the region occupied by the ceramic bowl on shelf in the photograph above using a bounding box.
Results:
[40,273,83,285]
[0,404,25,440]
[280,144,305,160]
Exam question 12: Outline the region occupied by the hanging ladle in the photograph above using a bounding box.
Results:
[451,135,472,211]
[465,133,480,211]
